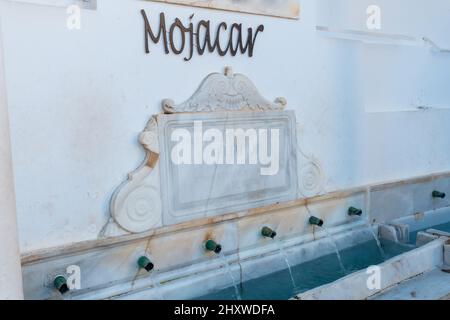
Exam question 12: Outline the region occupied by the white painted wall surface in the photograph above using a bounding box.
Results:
[0,0,449,252]
[0,15,23,299]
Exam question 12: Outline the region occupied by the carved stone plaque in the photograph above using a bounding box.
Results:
[157,111,298,225]
[105,68,305,236]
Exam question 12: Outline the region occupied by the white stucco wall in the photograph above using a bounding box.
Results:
[0,0,449,252]
[0,13,23,299]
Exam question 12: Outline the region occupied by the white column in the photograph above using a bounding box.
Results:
[0,14,24,300]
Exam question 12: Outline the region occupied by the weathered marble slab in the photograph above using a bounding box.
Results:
[143,0,300,20]
[21,214,369,300]
[157,110,298,225]
[369,174,450,224]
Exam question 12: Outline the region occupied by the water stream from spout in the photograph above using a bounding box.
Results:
[363,186,386,261]
[366,224,387,261]
[149,272,164,300]
[275,239,298,291]
[218,252,242,300]
[320,226,346,274]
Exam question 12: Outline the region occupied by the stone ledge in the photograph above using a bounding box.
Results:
[6,0,97,10]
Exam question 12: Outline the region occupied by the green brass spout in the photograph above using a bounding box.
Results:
[261,226,277,239]
[205,239,222,254]
[54,275,69,294]
[432,190,446,199]
[309,216,324,227]
[138,256,154,272]
[348,207,363,216]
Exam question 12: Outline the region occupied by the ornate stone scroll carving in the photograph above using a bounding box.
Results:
[298,154,325,198]
[296,123,325,198]
[102,67,299,237]
[162,67,287,114]
[102,117,162,236]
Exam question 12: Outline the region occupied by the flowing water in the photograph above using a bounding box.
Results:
[149,272,164,300]
[275,239,297,291]
[320,226,346,274]
[218,252,242,300]
[195,238,413,300]
[364,187,387,260]
[366,224,387,260]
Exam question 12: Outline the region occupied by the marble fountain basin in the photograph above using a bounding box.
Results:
[22,206,450,300]
[110,221,423,300]
[168,209,450,300]
[21,171,450,300]
[295,207,450,300]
